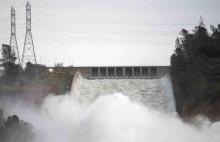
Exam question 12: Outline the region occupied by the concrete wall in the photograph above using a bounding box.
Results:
[48,66,170,79]
[89,66,170,79]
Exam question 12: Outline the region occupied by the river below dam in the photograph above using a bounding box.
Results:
[1,75,220,142]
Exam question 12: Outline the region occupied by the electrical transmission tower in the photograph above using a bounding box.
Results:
[10,7,21,65]
[21,1,37,66]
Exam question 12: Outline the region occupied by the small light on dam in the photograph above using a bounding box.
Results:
[49,68,54,72]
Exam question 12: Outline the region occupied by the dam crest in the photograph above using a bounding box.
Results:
[51,66,170,79]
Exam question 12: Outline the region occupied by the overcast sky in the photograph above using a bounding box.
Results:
[0,0,220,66]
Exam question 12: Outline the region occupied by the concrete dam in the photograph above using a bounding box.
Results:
[51,66,170,79]
[66,66,174,112]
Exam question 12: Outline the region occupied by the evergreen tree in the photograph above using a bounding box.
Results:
[171,20,220,117]
[0,44,22,84]
[0,109,34,142]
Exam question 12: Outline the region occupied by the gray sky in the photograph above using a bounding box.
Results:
[0,0,220,66]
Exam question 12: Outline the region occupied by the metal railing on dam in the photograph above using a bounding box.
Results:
[48,66,170,79]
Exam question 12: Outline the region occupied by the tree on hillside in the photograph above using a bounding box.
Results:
[0,109,34,142]
[210,25,220,55]
[24,62,46,78]
[1,44,16,64]
[170,20,220,116]
[0,44,22,84]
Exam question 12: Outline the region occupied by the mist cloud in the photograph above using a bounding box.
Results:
[1,93,220,142]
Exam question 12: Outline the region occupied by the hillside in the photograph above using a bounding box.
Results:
[171,23,220,121]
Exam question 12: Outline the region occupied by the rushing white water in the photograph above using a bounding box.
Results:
[71,75,175,113]
[1,76,220,142]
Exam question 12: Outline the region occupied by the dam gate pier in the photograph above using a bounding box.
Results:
[49,66,170,79]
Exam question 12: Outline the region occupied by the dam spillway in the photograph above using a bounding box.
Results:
[50,66,169,79]
[50,66,174,112]
[71,76,175,113]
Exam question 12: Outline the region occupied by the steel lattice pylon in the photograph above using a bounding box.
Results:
[10,7,21,65]
[21,1,37,67]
